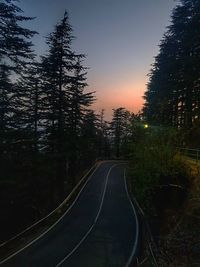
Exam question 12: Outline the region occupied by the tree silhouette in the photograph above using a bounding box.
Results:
[144,0,200,128]
[0,0,37,71]
[110,107,130,157]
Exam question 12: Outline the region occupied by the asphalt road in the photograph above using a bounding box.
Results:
[1,161,139,267]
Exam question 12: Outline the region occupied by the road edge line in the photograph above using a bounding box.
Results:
[55,163,121,267]
[0,161,102,265]
[124,168,139,267]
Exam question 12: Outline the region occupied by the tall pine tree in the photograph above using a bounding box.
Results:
[144,0,200,128]
[41,12,95,198]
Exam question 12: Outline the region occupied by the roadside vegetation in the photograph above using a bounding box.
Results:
[1,0,200,265]
[127,125,200,266]
[128,126,188,215]
[136,0,200,264]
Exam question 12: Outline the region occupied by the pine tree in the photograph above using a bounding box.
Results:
[97,109,111,159]
[67,55,95,180]
[15,62,43,153]
[0,64,13,154]
[0,0,37,71]
[40,12,75,198]
[0,0,37,151]
[143,33,180,126]
[110,107,130,157]
[97,109,105,158]
[144,0,200,128]
[80,110,99,166]
[0,1,41,235]
[0,0,37,156]
[41,12,95,198]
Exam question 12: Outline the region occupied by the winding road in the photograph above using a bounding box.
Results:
[1,161,139,267]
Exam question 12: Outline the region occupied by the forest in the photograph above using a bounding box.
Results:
[0,0,200,266]
[133,1,200,265]
[0,0,136,243]
[143,0,200,130]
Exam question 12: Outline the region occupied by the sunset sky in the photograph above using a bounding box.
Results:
[19,0,176,119]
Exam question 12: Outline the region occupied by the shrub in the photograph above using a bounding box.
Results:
[128,126,191,217]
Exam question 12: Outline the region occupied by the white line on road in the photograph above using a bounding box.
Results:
[124,169,139,267]
[0,162,102,265]
[55,163,122,267]
[0,162,101,249]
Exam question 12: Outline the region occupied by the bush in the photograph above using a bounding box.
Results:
[128,126,191,218]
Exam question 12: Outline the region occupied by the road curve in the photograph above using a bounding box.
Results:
[1,161,139,267]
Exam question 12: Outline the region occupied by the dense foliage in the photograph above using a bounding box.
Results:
[0,0,107,241]
[128,126,189,214]
[143,0,200,128]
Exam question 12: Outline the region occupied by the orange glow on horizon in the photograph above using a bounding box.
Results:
[91,79,146,119]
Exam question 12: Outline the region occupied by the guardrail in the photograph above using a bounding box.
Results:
[179,148,200,162]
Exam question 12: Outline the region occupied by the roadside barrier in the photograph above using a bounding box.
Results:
[179,147,200,162]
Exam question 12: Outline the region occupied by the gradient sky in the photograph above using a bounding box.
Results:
[19,0,177,119]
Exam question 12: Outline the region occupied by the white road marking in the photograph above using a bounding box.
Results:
[55,163,121,267]
[124,168,139,267]
[1,162,137,267]
[0,162,102,265]
[0,162,100,249]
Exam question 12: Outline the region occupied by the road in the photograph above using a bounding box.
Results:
[1,161,139,267]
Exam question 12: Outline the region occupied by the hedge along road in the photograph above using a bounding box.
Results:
[1,161,139,267]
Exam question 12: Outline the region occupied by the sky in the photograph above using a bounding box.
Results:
[19,0,177,120]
